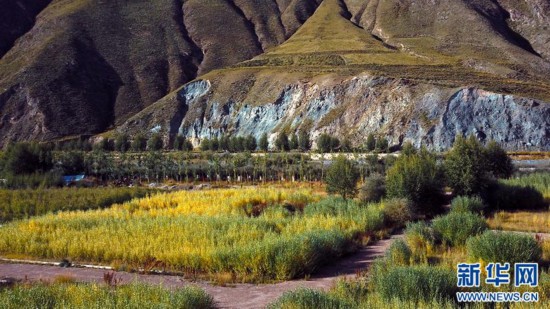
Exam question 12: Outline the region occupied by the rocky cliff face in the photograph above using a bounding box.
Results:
[120,72,550,151]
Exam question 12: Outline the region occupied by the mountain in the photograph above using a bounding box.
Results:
[119,0,550,150]
[0,0,321,144]
[1,0,549,150]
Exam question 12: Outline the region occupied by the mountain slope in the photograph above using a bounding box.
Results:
[119,0,550,151]
[0,0,321,145]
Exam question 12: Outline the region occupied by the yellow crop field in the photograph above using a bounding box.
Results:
[0,189,385,282]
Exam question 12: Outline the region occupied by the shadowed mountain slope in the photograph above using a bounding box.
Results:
[0,0,321,145]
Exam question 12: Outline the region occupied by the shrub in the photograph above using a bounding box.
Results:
[331,278,369,305]
[382,198,413,228]
[485,182,546,211]
[404,221,437,261]
[467,231,542,263]
[267,288,351,309]
[359,174,386,203]
[386,150,445,215]
[450,196,486,214]
[386,239,412,266]
[432,212,488,247]
[372,265,457,302]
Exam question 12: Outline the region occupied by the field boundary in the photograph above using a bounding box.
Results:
[0,234,402,308]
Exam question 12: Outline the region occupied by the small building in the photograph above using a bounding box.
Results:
[63,174,85,186]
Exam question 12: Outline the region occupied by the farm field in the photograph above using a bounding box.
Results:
[0,188,388,283]
[0,187,152,223]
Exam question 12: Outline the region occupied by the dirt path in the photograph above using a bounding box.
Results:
[0,235,401,309]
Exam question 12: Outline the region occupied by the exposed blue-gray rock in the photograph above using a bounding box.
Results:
[120,73,550,151]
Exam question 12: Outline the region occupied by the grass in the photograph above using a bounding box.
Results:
[501,173,550,200]
[0,187,152,223]
[486,172,550,233]
[0,190,386,282]
[488,211,550,234]
[0,283,214,309]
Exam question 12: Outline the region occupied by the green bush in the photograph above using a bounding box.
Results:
[382,198,413,228]
[450,196,486,214]
[359,174,386,203]
[372,265,457,302]
[467,231,542,263]
[386,150,445,215]
[385,239,412,266]
[432,212,488,247]
[404,221,437,261]
[267,288,352,309]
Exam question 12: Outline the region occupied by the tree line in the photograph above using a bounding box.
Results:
[44,131,393,154]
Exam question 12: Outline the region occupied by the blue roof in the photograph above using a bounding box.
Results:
[63,175,85,183]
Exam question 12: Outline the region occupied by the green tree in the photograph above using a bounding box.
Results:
[317,133,332,153]
[386,149,445,214]
[341,138,352,152]
[200,138,211,152]
[1,142,53,175]
[275,132,290,152]
[376,137,389,153]
[220,135,230,151]
[298,131,311,151]
[445,135,490,196]
[366,133,376,152]
[289,134,299,150]
[485,140,514,179]
[325,156,360,200]
[114,134,130,152]
[173,135,185,151]
[94,138,113,152]
[59,151,85,175]
[147,134,164,151]
[210,137,220,151]
[401,141,417,156]
[245,135,257,152]
[131,134,147,152]
[259,133,269,152]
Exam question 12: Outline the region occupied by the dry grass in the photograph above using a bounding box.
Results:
[487,211,550,234]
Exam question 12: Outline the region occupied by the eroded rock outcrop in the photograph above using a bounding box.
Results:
[120,73,549,151]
